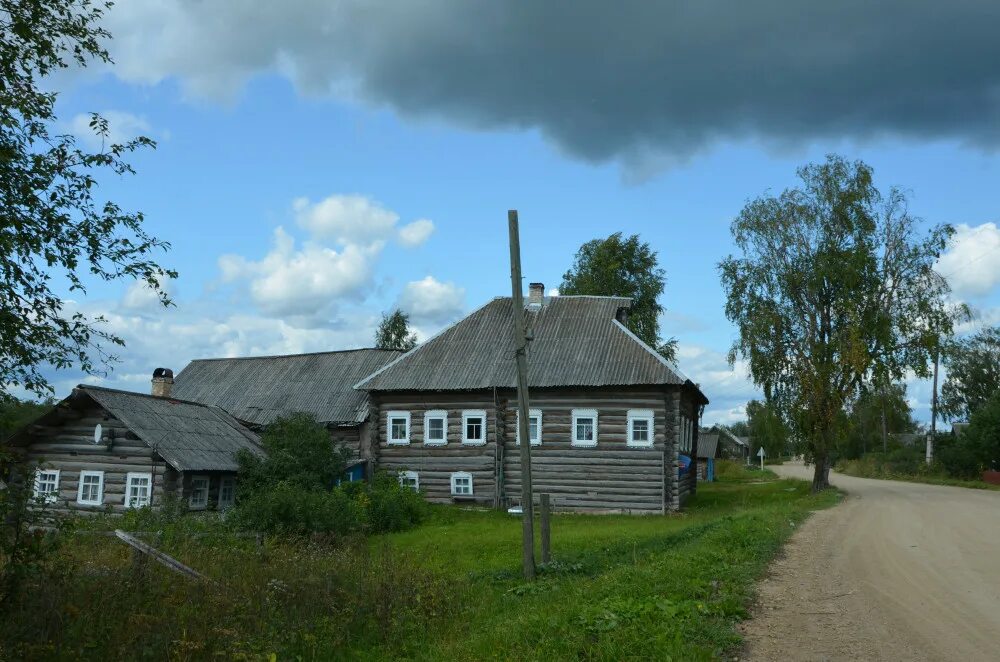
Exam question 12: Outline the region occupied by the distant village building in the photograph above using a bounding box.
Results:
[5,378,262,514]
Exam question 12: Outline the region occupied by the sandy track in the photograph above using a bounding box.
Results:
[741,462,1000,661]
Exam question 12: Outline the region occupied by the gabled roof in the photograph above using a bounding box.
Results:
[697,433,719,459]
[8,385,263,473]
[173,348,403,426]
[356,296,708,401]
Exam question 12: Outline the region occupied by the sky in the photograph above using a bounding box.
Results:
[34,1,1000,426]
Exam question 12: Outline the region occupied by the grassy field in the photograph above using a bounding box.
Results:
[1,463,840,661]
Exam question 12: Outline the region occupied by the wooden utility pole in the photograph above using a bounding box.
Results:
[508,210,536,580]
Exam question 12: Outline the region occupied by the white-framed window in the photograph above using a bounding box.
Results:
[450,471,473,496]
[572,409,598,447]
[77,470,104,506]
[34,468,60,503]
[125,472,152,509]
[218,476,235,509]
[515,408,542,446]
[627,409,655,447]
[398,470,420,491]
[189,475,209,509]
[423,410,448,445]
[387,411,411,445]
[462,410,487,445]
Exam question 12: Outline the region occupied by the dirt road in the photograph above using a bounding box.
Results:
[742,462,1000,661]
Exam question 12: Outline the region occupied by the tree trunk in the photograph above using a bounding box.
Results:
[811,454,831,492]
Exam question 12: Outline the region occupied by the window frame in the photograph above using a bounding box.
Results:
[627,409,656,448]
[189,475,210,510]
[386,410,411,445]
[461,409,487,446]
[124,472,153,509]
[515,408,542,446]
[34,468,60,503]
[218,476,236,509]
[398,470,420,492]
[450,471,474,496]
[571,408,599,447]
[76,470,105,506]
[423,410,448,446]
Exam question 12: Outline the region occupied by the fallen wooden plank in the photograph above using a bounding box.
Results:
[113,529,211,582]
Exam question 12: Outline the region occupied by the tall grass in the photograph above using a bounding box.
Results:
[1,475,839,660]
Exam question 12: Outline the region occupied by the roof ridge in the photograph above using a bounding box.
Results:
[186,347,402,363]
[77,384,223,410]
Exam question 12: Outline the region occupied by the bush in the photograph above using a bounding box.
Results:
[953,391,1000,474]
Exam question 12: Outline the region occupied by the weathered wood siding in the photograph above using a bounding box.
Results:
[15,403,170,515]
[329,423,363,459]
[501,388,671,514]
[370,392,498,505]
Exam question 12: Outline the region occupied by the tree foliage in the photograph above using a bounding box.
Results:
[745,400,789,459]
[720,155,958,491]
[374,309,417,352]
[1,0,174,398]
[940,391,1000,476]
[0,396,52,439]
[560,232,677,362]
[236,413,349,496]
[939,326,1000,422]
[843,383,915,459]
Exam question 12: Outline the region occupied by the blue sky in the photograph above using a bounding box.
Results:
[39,2,1000,426]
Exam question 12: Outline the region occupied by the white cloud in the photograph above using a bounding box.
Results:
[547,288,560,297]
[69,110,153,150]
[397,276,465,325]
[293,194,399,247]
[675,343,759,426]
[398,219,435,247]
[218,227,377,316]
[119,276,173,313]
[936,222,1000,298]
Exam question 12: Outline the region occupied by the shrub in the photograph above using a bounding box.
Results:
[953,391,1000,474]
[364,474,427,534]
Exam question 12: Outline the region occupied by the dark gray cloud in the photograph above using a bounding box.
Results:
[109,1,1000,168]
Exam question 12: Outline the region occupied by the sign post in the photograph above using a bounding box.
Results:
[757,446,765,470]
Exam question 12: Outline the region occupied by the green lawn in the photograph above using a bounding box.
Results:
[1,467,840,661]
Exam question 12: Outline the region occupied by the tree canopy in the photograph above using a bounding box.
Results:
[745,400,789,459]
[560,232,677,362]
[1,0,174,398]
[720,155,958,490]
[374,309,418,352]
[940,326,1000,422]
[843,383,915,459]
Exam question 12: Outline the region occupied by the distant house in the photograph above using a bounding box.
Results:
[172,348,402,481]
[697,425,749,475]
[355,286,709,513]
[695,430,722,481]
[4,381,262,514]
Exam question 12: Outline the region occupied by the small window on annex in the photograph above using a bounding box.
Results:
[516,408,542,446]
[572,409,598,446]
[451,471,473,496]
[424,410,447,445]
[462,410,487,445]
[218,476,235,509]
[189,475,209,509]
[387,411,411,444]
[399,470,420,491]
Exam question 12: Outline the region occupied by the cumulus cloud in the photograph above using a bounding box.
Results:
[398,219,435,247]
[293,194,399,247]
[119,276,173,313]
[69,110,153,150]
[676,343,759,426]
[936,223,1000,298]
[103,1,1000,172]
[218,227,377,316]
[397,276,465,325]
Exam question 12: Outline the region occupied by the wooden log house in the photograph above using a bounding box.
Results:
[355,285,709,513]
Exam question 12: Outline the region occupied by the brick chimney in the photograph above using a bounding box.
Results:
[151,368,174,398]
[528,282,545,307]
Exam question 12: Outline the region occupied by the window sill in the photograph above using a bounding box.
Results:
[626,442,655,449]
[461,440,487,446]
[571,442,597,448]
[451,494,478,502]
[423,441,447,446]
[386,440,411,446]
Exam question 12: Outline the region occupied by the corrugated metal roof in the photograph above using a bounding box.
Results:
[357,297,705,399]
[80,386,263,472]
[698,433,719,459]
[173,348,403,426]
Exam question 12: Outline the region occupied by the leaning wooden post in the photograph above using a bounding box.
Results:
[540,493,551,564]
[508,209,536,581]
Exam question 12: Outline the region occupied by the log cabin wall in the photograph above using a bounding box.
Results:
[328,423,363,460]
[370,391,498,505]
[15,402,169,515]
[501,387,675,514]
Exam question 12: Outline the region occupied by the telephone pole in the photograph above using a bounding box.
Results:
[508,210,536,580]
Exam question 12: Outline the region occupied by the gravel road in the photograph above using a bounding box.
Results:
[741,461,1000,661]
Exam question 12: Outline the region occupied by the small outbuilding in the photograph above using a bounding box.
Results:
[3,379,262,515]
